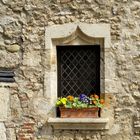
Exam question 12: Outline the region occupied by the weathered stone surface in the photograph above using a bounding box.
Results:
[0,16,16,25]
[22,51,41,67]
[6,44,20,53]
[10,94,23,119]
[132,91,140,99]
[20,67,42,83]
[0,88,9,121]
[31,97,53,119]
[108,124,120,135]
[3,22,22,39]
[6,128,16,140]
[0,44,5,50]
[0,50,20,68]
[1,0,8,4]
[60,0,72,4]
[0,123,6,140]
[0,0,139,139]
[0,26,3,33]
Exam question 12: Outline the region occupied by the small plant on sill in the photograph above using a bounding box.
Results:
[56,94,104,118]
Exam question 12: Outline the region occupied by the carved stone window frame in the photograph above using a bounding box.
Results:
[44,23,113,130]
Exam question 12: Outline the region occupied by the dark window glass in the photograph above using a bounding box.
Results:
[57,45,100,97]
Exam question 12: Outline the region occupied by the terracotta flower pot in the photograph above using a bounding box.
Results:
[59,107,99,118]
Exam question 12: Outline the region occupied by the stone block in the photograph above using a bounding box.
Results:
[105,79,121,93]
[0,87,9,121]
[32,97,54,118]
[22,51,41,67]
[60,0,72,4]
[0,123,6,140]
[0,50,20,68]
[0,26,3,33]
[6,44,20,53]
[104,51,116,79]
[0,16,16,25]
[48,118,109,130]
[108,124,120,135]
[6,128,16,140]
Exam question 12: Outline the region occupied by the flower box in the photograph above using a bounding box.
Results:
[59,107,99,118]
[56,94,104,118]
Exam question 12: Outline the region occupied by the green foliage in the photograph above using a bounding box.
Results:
[56,97,67,106]
[56,95,104,109]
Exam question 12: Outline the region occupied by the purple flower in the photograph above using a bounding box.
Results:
[79,94,87,99]
[79,94,89,104]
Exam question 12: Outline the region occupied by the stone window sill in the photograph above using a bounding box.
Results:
[48,118,109,130]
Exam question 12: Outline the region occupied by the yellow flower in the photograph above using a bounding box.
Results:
[67,95,74,102]
[60,98,67,105]
[56,101,62,106]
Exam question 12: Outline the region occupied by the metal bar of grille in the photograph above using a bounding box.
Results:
[57,45,100,97]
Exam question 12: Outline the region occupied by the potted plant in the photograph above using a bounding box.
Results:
[56,94,104,118]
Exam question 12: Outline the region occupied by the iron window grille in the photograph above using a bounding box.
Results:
[57,45,100,98]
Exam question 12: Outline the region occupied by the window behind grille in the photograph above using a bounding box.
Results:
[57,45,100,97]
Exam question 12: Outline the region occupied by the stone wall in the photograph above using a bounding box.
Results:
[0,0,140,140]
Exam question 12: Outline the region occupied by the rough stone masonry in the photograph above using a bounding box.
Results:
[0,0,140,140]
